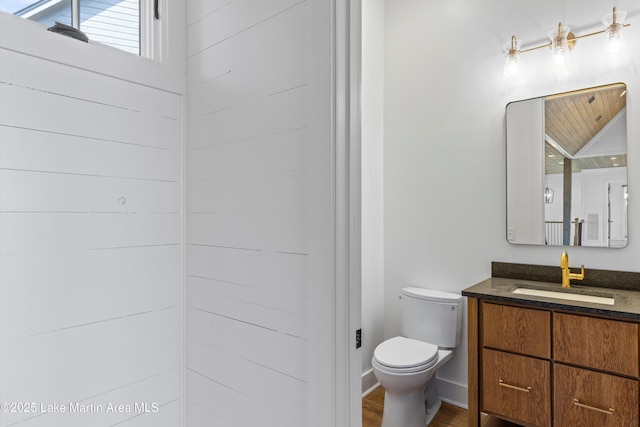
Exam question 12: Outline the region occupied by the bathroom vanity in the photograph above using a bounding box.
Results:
[463,265,640,427]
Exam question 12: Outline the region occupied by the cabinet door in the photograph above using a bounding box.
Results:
[555,363,639,427]
[482,302,550,358]
[482,348,551,427]
[554,312,639,377]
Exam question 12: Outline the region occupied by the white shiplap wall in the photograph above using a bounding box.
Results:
[185,1,337,426]
[0,45,182,426]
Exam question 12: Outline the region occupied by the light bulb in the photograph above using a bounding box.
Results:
[505,54,519,75]
[548,23,571,65]
[602,7,627,53]
[503,36,521,76]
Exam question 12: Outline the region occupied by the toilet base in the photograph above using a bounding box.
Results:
[425,396,441,426]
[424,377,441,425]
[381,386,426,427]
[374,348,454,427]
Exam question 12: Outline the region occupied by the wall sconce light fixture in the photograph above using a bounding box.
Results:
[544,187,554,204]
[504,7,630,74]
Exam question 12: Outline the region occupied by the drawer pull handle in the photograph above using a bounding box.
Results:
[499,379,531,393]
[574,399,615,415]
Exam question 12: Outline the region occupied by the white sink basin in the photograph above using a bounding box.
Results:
[512,287,615,306]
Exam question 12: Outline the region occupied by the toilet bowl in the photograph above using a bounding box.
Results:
[372,337,453,427]
[372,287,462,427]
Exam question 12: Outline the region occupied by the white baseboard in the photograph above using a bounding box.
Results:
[361,369,379,397]
[436,377,468,409]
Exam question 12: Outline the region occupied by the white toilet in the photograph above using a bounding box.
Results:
[372,287,463,427]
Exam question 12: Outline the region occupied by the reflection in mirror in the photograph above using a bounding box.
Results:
[506,83,628,248]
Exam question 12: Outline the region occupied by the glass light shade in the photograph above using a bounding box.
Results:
[503,38,522,76]
[602,9,627,53]
[548,24,571,64]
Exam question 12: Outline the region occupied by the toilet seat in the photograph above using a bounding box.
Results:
[373,336,438,373]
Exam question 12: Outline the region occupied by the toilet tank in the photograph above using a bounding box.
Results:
[400,287,463,348]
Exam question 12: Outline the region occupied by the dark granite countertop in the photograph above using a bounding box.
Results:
[491,261,640,291]
[462,277,640,321]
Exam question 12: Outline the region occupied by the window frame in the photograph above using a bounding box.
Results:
[0,0,185,95]
[69,0,151,58]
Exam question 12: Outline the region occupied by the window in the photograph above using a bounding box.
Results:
[0,0,155,56]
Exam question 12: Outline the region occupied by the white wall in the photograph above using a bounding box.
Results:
[581,167,628,246]
[0,9,184,427]
[185,1,340,426]
[360,0,385,394]
[383,0,640,408]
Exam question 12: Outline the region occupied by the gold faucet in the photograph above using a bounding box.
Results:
[560,251,584,288]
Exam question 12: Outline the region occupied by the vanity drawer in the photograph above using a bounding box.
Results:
[554,363,639,427]
[482,348,551,427]
[554,312,639,377]
[482,302,551,358]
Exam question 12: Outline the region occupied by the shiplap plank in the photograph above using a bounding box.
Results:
[0,83,179,150]
[187,275,306,338]
[1,312,178,425]
[186,0,304,58]
[0,127,179,181]
[117,398,182,427]
[186,0,231,27]
[187,2,305,87]
[0,292,178,344]
[186,369,305,427]
[1,246,178,299]
[187,333,308,400]
[115,400,180,427]
[187,170,305,214]
[0,213,178,254]
[186,128,306,182]
[187,307,306,381]
[1,170,178,213]
[187,342,307,425]
[1,250,178,340]
[187,40,306,117]
[186,212,306,254]
[0,49,181,120]
[186,370,252,427]
[2,373,179,427]
[186,245,306,298]
[188,85,307,150]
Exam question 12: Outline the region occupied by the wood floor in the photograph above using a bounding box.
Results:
[362,386,468,427]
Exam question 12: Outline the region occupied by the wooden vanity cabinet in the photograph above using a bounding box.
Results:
[554,363,639,427]
[482,302,550,358]
[468,299,640,427]
[479,302,552,427]
[482,348,551,427]
[554,312,639,377]
[553,313,639,427]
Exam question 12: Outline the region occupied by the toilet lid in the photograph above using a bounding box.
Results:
[373,336,438,370]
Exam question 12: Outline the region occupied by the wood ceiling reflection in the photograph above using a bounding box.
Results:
[545,143,627,174]
[545,86,626,157]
